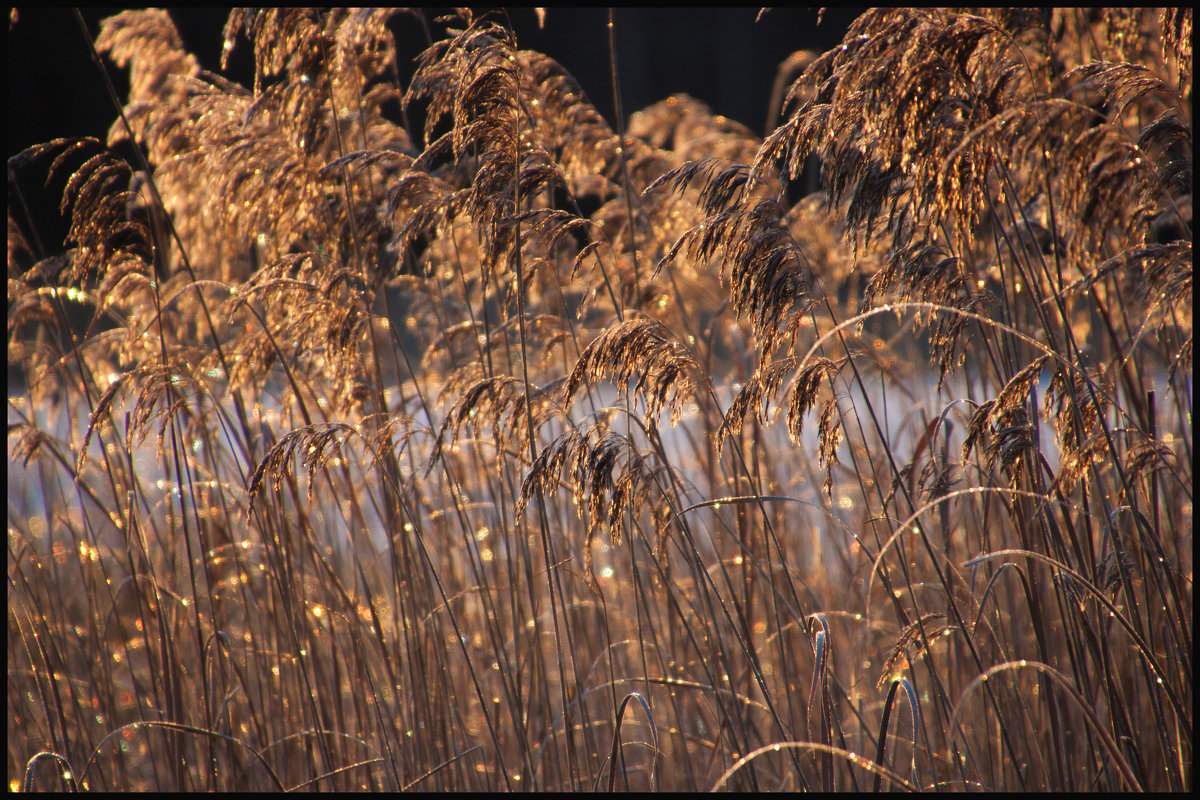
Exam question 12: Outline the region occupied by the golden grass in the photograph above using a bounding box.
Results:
[9,8,1191,791]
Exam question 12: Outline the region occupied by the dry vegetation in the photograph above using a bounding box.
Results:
[8,7,1192,791]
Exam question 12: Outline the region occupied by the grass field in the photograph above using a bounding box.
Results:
[8,8,1191,791]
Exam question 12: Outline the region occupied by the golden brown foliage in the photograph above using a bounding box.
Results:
[9,8,1191,792]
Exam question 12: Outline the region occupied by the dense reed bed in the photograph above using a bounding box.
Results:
[8,8,1191,791]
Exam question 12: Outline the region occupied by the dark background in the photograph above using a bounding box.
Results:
[8,7,859,260]
[9,7,860,156]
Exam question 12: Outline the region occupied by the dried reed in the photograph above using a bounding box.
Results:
[9,8,1191,791]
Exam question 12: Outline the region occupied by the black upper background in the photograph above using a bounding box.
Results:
[9,7,860,156]
[8,7,859,253]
